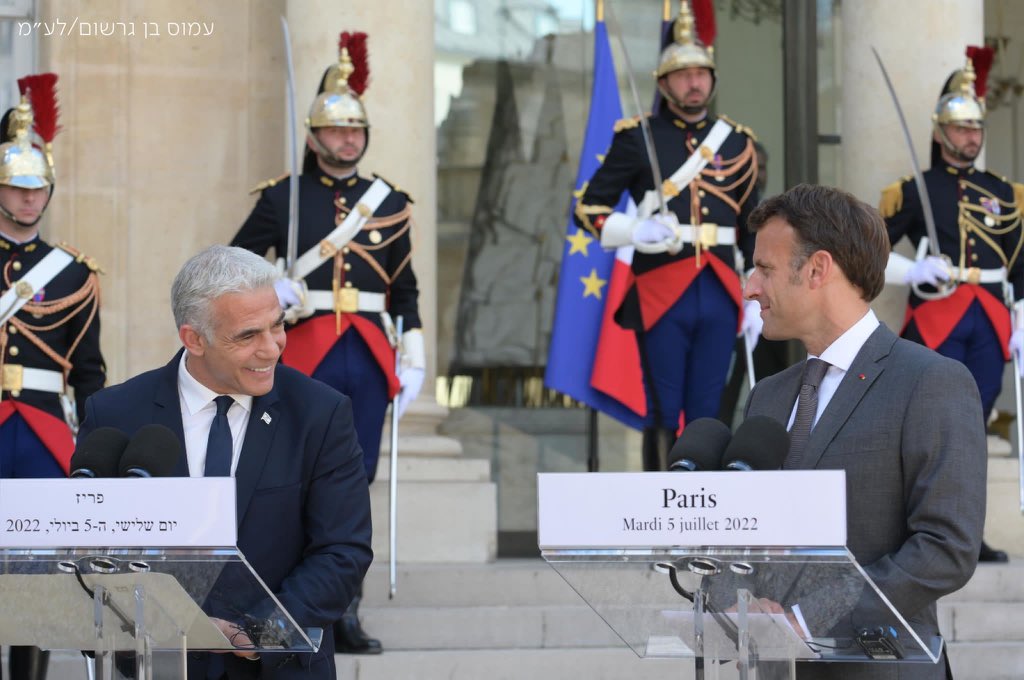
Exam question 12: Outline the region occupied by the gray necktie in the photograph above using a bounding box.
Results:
[784,358,830,469]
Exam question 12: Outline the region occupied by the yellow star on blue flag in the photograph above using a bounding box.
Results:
[580,268,607,299]
[565,228,593,256]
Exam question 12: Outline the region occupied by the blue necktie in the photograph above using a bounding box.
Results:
[204,395,234,477]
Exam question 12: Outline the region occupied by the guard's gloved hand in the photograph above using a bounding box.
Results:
[632,213,683,254]
[904,256,951,287]
[1011,300,1024,377]
[396,330,426,419]
[274,278,313,324]
[741,299,763,350]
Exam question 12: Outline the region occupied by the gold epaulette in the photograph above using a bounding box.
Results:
[1013,182,1024,209]
[56,242,104,274]
[372,173,414,204]
[613,116,641,133]
[878,178,908,219]
[248,172,290,195]
[719,114,758,142]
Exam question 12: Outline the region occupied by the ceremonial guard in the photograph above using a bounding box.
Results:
[881,47,1019,563]
[574,0,759,470]
[0,74,105,679]
[232,32,424,653]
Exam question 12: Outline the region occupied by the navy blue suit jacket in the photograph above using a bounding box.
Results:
[78,350,373,679]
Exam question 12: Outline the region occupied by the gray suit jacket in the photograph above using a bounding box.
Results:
[745,323,986,680]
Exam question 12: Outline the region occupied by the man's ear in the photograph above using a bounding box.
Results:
[179,324,206,357]
[806,250,834,289]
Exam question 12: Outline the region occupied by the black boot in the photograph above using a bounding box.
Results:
[9,646,48,680]
[979,541,1009,563]
[641,427,676,471]
[333,589,382,654]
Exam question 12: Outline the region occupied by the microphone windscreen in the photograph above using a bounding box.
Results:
[667,418,732,471]
[70,427,130,478]
[721,415,790,470]
[118,424,184,478]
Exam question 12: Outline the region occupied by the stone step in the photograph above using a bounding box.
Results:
[939,600,1024,643]
[366,459,497,563]
[334,648,690,680]
[37,643,1024,680]
[941,560,1024,602]
[361,604,620,650]
[361,559,572,607]
[947,641,1024,680]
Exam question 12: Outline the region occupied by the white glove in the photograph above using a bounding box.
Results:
[904,256,951,287]
[395,329,426,420]
[632,214,682,254]
[274,278,313,324]
[1011,300,1024,376]
[741,299,763,350]
[396,367,425,419]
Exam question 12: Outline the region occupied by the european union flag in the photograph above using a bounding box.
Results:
[544,19,646,430]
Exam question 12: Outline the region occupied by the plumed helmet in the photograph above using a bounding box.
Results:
[655,0,716,79]
[306,31,370,130]
[933,46,992,130]
[0,73,60,190]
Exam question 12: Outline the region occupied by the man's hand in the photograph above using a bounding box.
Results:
[904,256,951,287]
[210,617,261,660]
[741,299,763,350]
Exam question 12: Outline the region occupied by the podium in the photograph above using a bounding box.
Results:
[539,471,943,679]
[0,478,321,680]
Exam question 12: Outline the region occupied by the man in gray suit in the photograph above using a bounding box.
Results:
[742,184,986,679]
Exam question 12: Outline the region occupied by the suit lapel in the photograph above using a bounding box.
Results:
[154,350,189,476]
[799,324,896,469]
[234,380,281,525]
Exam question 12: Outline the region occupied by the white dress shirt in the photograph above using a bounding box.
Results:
[177,352,252,477]
[787,309,880,431]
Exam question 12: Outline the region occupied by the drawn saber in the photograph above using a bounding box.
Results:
[872,47,956,301]
[389,316,404,598]
[603,0,669,220]
[280,16,300,276]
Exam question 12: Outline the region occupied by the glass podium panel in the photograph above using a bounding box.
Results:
[543,546,942,667]
[0,547,320,653]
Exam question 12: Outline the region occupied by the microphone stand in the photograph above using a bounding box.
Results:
[667,563,759,680]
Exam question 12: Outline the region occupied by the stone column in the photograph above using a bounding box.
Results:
[841,0,983,329]
[285,2,493,564]
[37,0,286,381]
[286,1,439,398]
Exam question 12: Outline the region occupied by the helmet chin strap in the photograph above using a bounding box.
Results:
[937,126,983,164]
[306,128,370,171]
[657,75,718,117]
[0,185,52,229]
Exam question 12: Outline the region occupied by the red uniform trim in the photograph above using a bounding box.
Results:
[634,253,743,331]
[903,285,1012,360]
[0,401,73,475]
[282,314,401,398]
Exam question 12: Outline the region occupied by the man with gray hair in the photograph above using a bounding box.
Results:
[78,245,373,679]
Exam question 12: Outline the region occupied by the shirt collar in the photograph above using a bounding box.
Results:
[813,309,880,372]
[177,351,253,417]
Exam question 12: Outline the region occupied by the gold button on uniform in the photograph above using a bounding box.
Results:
[343,263,352,271]
[9,346,18,357]
[968,238,976,246]
[698,190,706,197]
[7,325,16,334]
[344,281,353,288]
[11,261,21,271]
[971,253,979,262]
[342,247,350,255]
[701,207,709,215]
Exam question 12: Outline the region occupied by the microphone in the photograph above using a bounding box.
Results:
[720,415,790,471]
[70,427,130,478]
[667,418,732,471]
[118,424,184,478]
